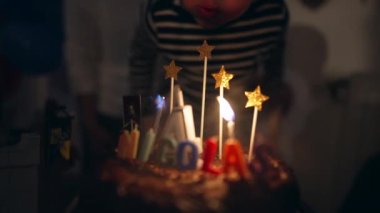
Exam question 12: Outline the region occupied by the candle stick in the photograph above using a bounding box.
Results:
[198,40,215,142]
[138,95,165,162]
[164,60,182,114]
[153,95,165,132]
[227,121,234,139]
[218,87,224,159]
[245,86,269,161]
[212,66,234,159]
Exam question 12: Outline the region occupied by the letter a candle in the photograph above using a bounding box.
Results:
[245,86,269,162]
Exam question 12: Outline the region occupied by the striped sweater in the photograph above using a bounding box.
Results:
[130,0,289,138]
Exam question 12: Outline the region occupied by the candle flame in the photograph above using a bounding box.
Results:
[155,95,165,109]
[217,96,235,122]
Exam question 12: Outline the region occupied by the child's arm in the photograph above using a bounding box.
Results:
[129,1,158,95]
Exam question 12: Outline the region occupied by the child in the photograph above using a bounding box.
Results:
[130,0,291,147]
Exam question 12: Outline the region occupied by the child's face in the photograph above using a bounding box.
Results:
[181,0,254,29]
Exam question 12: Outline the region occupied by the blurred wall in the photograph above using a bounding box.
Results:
[287,0,380,79]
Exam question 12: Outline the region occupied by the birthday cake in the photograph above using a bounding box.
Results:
[75,41,301,212]
[76,143,300,213]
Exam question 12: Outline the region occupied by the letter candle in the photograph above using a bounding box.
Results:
[177,141,199,171]
[212,66,234,159]
[197,41,215,143]
[202,137,221,174]
[245,86,269,161]
[163,60,182,113]
[223,138,251,179]
[159,136,178,166]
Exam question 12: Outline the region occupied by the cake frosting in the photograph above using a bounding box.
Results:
[76,144,300,213]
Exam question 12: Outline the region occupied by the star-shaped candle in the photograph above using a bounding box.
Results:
[212,65,234,159]
[164,60,182,113]
[198,40,215,143]
[245,86,269,161]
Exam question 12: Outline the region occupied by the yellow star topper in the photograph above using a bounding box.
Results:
[198,40,215,60]
[212,65,234,89]
[245,86,269,111]
[163,60,182,80]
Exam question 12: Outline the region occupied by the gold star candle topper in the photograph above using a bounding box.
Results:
[164,60,182,113]
[212,65,234,89]
[164,60,182,80]
[198,40,215,60]
[198,40,214,143]
[246,85,269,161]
[245,86,269,111]
[213,65,234,160]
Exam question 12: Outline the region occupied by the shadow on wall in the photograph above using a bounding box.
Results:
[279,24,328,177]
[285,24,328,87]
[282,24,331,212]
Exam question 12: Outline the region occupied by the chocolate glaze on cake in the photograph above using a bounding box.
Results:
[75,144,300,213]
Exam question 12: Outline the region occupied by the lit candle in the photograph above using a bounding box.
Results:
[217,96,235,139]
[153,95,165,132]
[245,86,269,162]
[223,138,251,179]
[177,141,199,171]
[163,60,182,114]
[138,95,165,162]
[198,40,215,143]
[217,96,235,160]
[212,66,234,159]
[202,137,221,174]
